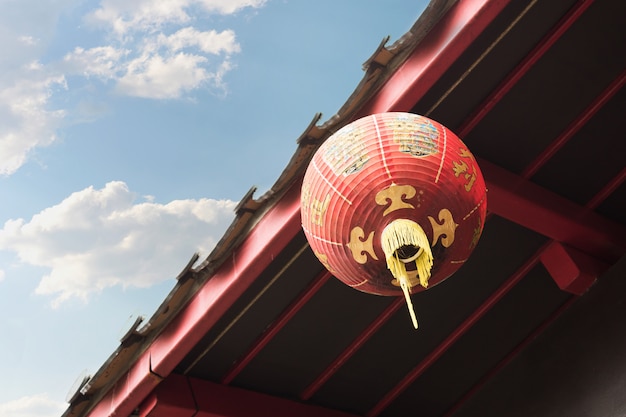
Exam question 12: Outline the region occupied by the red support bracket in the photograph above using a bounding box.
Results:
[540,241,609,295]
[138,374,196,417]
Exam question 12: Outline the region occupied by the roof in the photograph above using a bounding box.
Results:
[63,0,626,416]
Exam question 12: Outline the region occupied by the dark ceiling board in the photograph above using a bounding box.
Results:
[444,295,577,417]
[449,256,626,417]
[596,178,626,225]
[378,264,572,417]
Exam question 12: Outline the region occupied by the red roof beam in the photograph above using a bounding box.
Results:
[140,373,362,417]
[480,158,626,263]
[585,166,626,211]
[193,376,361,417]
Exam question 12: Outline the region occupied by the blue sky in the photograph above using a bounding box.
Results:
[0,1,426,416]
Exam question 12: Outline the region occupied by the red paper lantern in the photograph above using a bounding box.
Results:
[301,112,487,327]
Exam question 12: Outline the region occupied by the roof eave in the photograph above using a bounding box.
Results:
[61,1,526,416]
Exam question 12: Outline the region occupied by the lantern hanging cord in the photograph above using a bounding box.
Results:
[381,219,434,329]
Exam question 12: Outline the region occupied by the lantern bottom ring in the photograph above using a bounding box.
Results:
[397,245,424,264]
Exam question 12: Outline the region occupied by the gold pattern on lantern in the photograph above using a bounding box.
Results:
[375,184,416,216]
[470,217,483,249]
[300,182,311,222]
[428,208,458,248]
[314,251,335,273]
[347,226,379,264]
[323,125,369,176]
[309,194,331,227]
[452,148,478,192]
[387,115,439,157]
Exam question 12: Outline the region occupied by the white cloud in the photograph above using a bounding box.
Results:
[113,25,241,98]
[156,27,240,55]
[117,52,209,99]
[0,1,75,176]
[0,181,237,307]
[0,393,66,417]
[0,74,67,176]
[87,0,267,35]
[17,36,39,46]
[61,26,241,98]
[62,46,128,79]
[197,0,268,14]
[87,0,193,35]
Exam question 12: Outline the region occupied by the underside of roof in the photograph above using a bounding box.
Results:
[63,0,626,416]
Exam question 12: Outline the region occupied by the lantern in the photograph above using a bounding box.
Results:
[300,112,487,328]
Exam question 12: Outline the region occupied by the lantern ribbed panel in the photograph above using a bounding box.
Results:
[301,113,487,296]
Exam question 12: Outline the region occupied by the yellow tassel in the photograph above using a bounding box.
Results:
[381,219,434,329]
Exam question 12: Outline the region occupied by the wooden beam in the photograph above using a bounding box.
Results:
[140,374,361,417]
[480,158,626,263]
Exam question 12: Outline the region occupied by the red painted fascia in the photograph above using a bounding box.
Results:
[86,351,161,417]
[149,183,304,375]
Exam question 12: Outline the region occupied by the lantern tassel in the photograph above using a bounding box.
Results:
[381,219,434,329]
[397,256,419,329]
